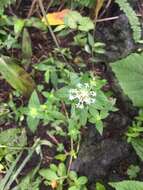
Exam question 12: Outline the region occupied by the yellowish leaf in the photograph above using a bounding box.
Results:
[95,0,105,19]
[0,164,4,172]
[42,9,70,26]
[51,180,58,189]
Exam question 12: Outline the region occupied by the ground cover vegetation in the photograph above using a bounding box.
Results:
[0,0,143,189]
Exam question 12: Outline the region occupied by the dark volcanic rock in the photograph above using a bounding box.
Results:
[71,138,130,182]
[96,14,135,62]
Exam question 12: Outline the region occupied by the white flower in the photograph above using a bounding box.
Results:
[69,83,96,109]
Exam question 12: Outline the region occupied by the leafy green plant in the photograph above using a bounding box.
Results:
[115,0,141,42]
[56,75,116,135]
[26,63,116,135]
[0,0,16,15]
[64,11,94,32]
[73,33,105,58]
[0,128,27,166]
[39,163,88,190]
[126,110,143,161]
[126,110,143,142]
[13,167,41,190]
[127,165,140,179]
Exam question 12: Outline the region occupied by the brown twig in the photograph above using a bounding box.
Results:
[96,13,142,23]
[27,0,37,18]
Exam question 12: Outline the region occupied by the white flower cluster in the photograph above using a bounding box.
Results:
[69,83,96,109]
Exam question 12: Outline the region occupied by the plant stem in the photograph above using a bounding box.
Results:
[68,138,74,173]
[38,0,68,64]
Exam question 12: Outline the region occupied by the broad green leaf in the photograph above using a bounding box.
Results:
[57,163,67,177]
[0,56,35,97]
[64,11,82,29]
[50,164,58,172]
[111,53,143,107]
[78,17,94,32]
[109,180,143,190]
[77,176,88,185]
[131,138,143,161]
[69,171,77,181]
[39,169,58,181]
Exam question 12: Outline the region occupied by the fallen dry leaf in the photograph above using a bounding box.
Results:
[42,9,70,26]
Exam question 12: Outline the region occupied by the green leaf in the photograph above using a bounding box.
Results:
[50,70,58,88]
[16,167,41,190]
[64,11,82,29]
[0,128,27,161]
[109,180,143,190]
[55,154,67,162]
[28,90,40,107]
[95,120,104,135]
[57,163,67,177]
[14,19,25,35]
[96,182,106,190]
[78,108,88,126]
[39,169,58,181]
[69,171,77,181]
[127,165,140,179]
[25,17,47,31]
[68,186,80,190]
[0,56,35,97]
[0,0,16,15]
[76,176,88,185]
[27,91,40,133]
[78,17,94,32]
[131,138,143,161]
[0,128,20,144]
[50,164,58,172]
[45,70,50,83]
[111,53,143,107]
[22,28,32,63]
